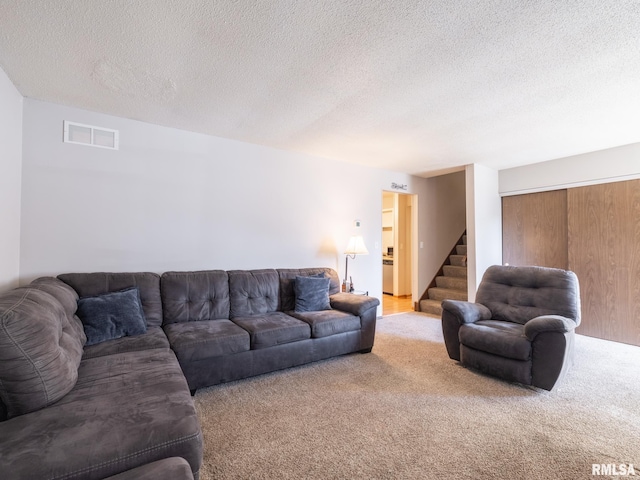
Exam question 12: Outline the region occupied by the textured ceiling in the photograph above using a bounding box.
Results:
[1,0,639,175]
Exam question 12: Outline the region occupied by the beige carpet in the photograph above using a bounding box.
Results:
[194,313,640,479]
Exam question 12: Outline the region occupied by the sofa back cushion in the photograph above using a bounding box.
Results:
[58,272,163,327]
[277,268,340,312]
[228,269,279,318]
[161,270,230,324]
[476,265,581,326]
[0,286,84,418]
[29,277,87,346]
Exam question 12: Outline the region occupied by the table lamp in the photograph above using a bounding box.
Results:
[343,235,369,292]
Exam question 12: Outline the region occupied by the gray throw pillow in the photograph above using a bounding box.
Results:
[77,287,147,346]
[294,275,331,312]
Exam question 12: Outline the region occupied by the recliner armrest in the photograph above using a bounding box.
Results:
[524,315,576,341]
[441,300,492,324]
[329,293,380,317]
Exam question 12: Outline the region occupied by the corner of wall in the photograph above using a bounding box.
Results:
[0,66,23,292]
[465,164,502,302]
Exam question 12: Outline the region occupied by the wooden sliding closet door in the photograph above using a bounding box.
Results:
[502,190,568,269]
[568,179,640,346]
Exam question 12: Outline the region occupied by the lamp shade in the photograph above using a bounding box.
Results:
[344,235,369,255]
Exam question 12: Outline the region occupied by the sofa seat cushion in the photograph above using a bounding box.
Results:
[164,319,250,362]
[459,320,531,361]
[0,349,202,480]
[231,312,311,349]
[82,326,170,359]
[289,309,361,338]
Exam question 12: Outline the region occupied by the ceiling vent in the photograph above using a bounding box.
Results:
[63,121,119,150]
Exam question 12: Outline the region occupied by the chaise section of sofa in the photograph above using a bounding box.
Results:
[0,348,202,480]
[0,275,203,480]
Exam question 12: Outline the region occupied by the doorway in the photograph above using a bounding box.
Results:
[381,191,416,315]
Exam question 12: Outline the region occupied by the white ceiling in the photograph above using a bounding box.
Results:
[1,1,639,176]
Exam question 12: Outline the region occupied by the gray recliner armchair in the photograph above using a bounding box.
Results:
[442,265,581,391]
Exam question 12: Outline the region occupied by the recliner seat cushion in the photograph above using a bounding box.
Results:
[289,310,361,338]
[231,312,311,349]
[164,319,250,362]
[459,320,531,361]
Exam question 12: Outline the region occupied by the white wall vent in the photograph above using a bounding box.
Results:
[63,121,119,150]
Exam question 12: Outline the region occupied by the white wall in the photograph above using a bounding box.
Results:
[417,171,467,296]
[465,164,502,301]
[0,66,23,292]
[499,142,640,196]
[20,99,436,311]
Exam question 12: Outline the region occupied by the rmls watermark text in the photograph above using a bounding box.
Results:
[592,464,636,476]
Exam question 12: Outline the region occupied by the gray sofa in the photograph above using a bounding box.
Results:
[0,267,378,479]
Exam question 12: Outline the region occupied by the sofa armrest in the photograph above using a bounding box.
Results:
[441,300,492,324]
[524,315,577,341]
[329,293,380,317]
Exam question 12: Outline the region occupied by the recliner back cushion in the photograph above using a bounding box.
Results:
[161,270,230,324]
[58,272,163,327]
[228,270,279,318]
[476,265,581,325]
[0,287,84,418]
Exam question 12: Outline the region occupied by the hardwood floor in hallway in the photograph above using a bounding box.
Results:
[382,294,415,316]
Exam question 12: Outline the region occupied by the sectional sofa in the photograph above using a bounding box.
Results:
[0,267,379,479]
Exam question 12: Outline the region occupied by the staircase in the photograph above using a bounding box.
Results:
[419,235,468,316]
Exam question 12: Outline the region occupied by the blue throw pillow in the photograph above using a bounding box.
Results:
[294,275,331,312]
[77,287,147,346]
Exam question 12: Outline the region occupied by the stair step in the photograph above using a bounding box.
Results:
[462,235,467,245]
[428,287,467,301]
[443,265,467,278]
[449,255,467,267]
[456,244,467,255]
[436,275,467,290]
[420,299,442,316]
